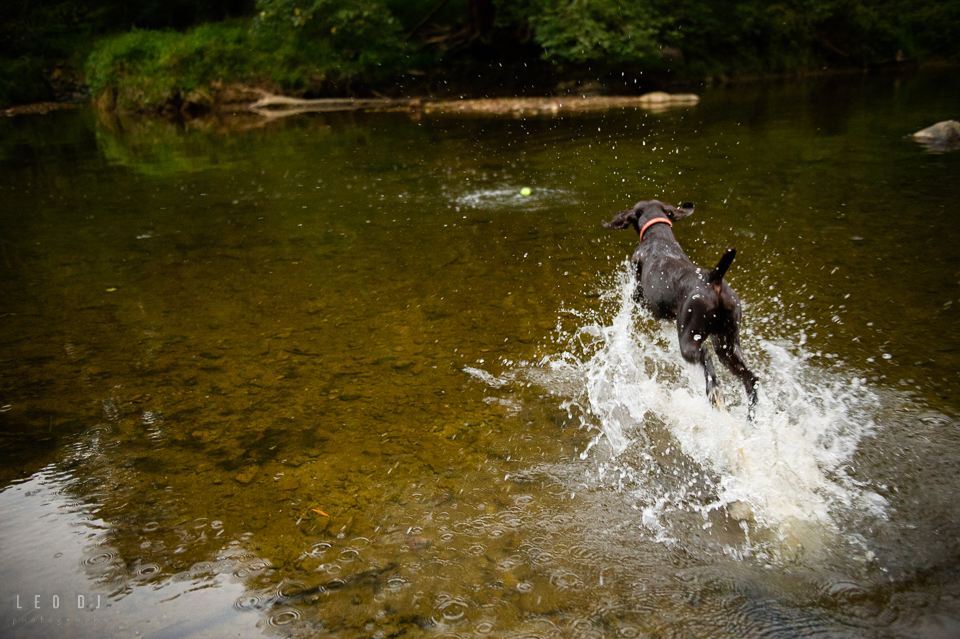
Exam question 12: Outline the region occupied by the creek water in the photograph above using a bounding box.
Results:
[1,69,959,638]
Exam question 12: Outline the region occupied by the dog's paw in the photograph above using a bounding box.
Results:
[708,386,725,411]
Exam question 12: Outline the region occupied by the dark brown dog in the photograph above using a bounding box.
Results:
[604,200,758,417]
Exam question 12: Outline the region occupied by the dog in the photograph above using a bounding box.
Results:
[603,200,759,417]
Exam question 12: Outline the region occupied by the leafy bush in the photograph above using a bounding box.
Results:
[86,24,262,110]
[85,0,417,110]
[497,0,673,67]
[252,0,410,79]
[662,0,959,76]
[496,0,959,76]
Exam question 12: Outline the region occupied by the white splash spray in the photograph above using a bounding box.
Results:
[527,262,887,556]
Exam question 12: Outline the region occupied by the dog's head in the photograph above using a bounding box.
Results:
[603,200,694,231]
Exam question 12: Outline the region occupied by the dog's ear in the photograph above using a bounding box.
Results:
[603,206,639,230]
[664,202,694,220]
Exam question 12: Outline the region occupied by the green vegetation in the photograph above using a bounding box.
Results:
[502,0,673,67]
[253,0,409,76]
[3,0,960,110]
[85,25,252,111]
[2,0,252,108]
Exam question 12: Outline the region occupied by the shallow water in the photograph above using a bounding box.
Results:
[2,69,960,638]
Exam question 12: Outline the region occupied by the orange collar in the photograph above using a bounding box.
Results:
[638,216,673,242]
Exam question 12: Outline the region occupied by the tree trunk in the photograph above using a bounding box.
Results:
[468,0,496,44]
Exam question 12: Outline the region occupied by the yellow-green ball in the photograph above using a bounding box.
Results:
[520,187,532,196]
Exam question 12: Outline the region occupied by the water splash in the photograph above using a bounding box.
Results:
[454,187,576,211]
[521,262,886,557]
[464,366,513,388]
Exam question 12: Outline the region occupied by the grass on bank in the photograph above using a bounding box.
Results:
[86,25,262,111]
[84,5,418,113]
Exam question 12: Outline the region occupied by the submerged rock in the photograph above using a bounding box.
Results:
[277,475,300,491]
[235,465,260,484]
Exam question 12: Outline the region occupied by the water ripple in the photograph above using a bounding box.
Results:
[321,578,346,592]
[276,580,308,600]
[337,548,360,563]
[267,608,302,626]
[475,620,495,634]
[304,542,332,557]
[233,595,261,611]
[548,569,582,590]
[134,563,161,577]
[81,549,119,567]
[435,594,470,622]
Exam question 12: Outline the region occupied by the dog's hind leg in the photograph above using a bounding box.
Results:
[677,314,721,403]
[713,332,759,419]
[630,249,644,303]
[700,343,724,409]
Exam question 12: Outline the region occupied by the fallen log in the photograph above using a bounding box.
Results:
[247,92,700,118]
[249,95,414,118]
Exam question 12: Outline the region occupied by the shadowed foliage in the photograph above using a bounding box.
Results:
[3,0,959,109]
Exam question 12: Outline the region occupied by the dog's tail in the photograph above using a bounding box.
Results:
[708,248,736,294]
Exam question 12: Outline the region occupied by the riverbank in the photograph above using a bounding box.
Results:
[6,0,958,113]
[9,61,954,123]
